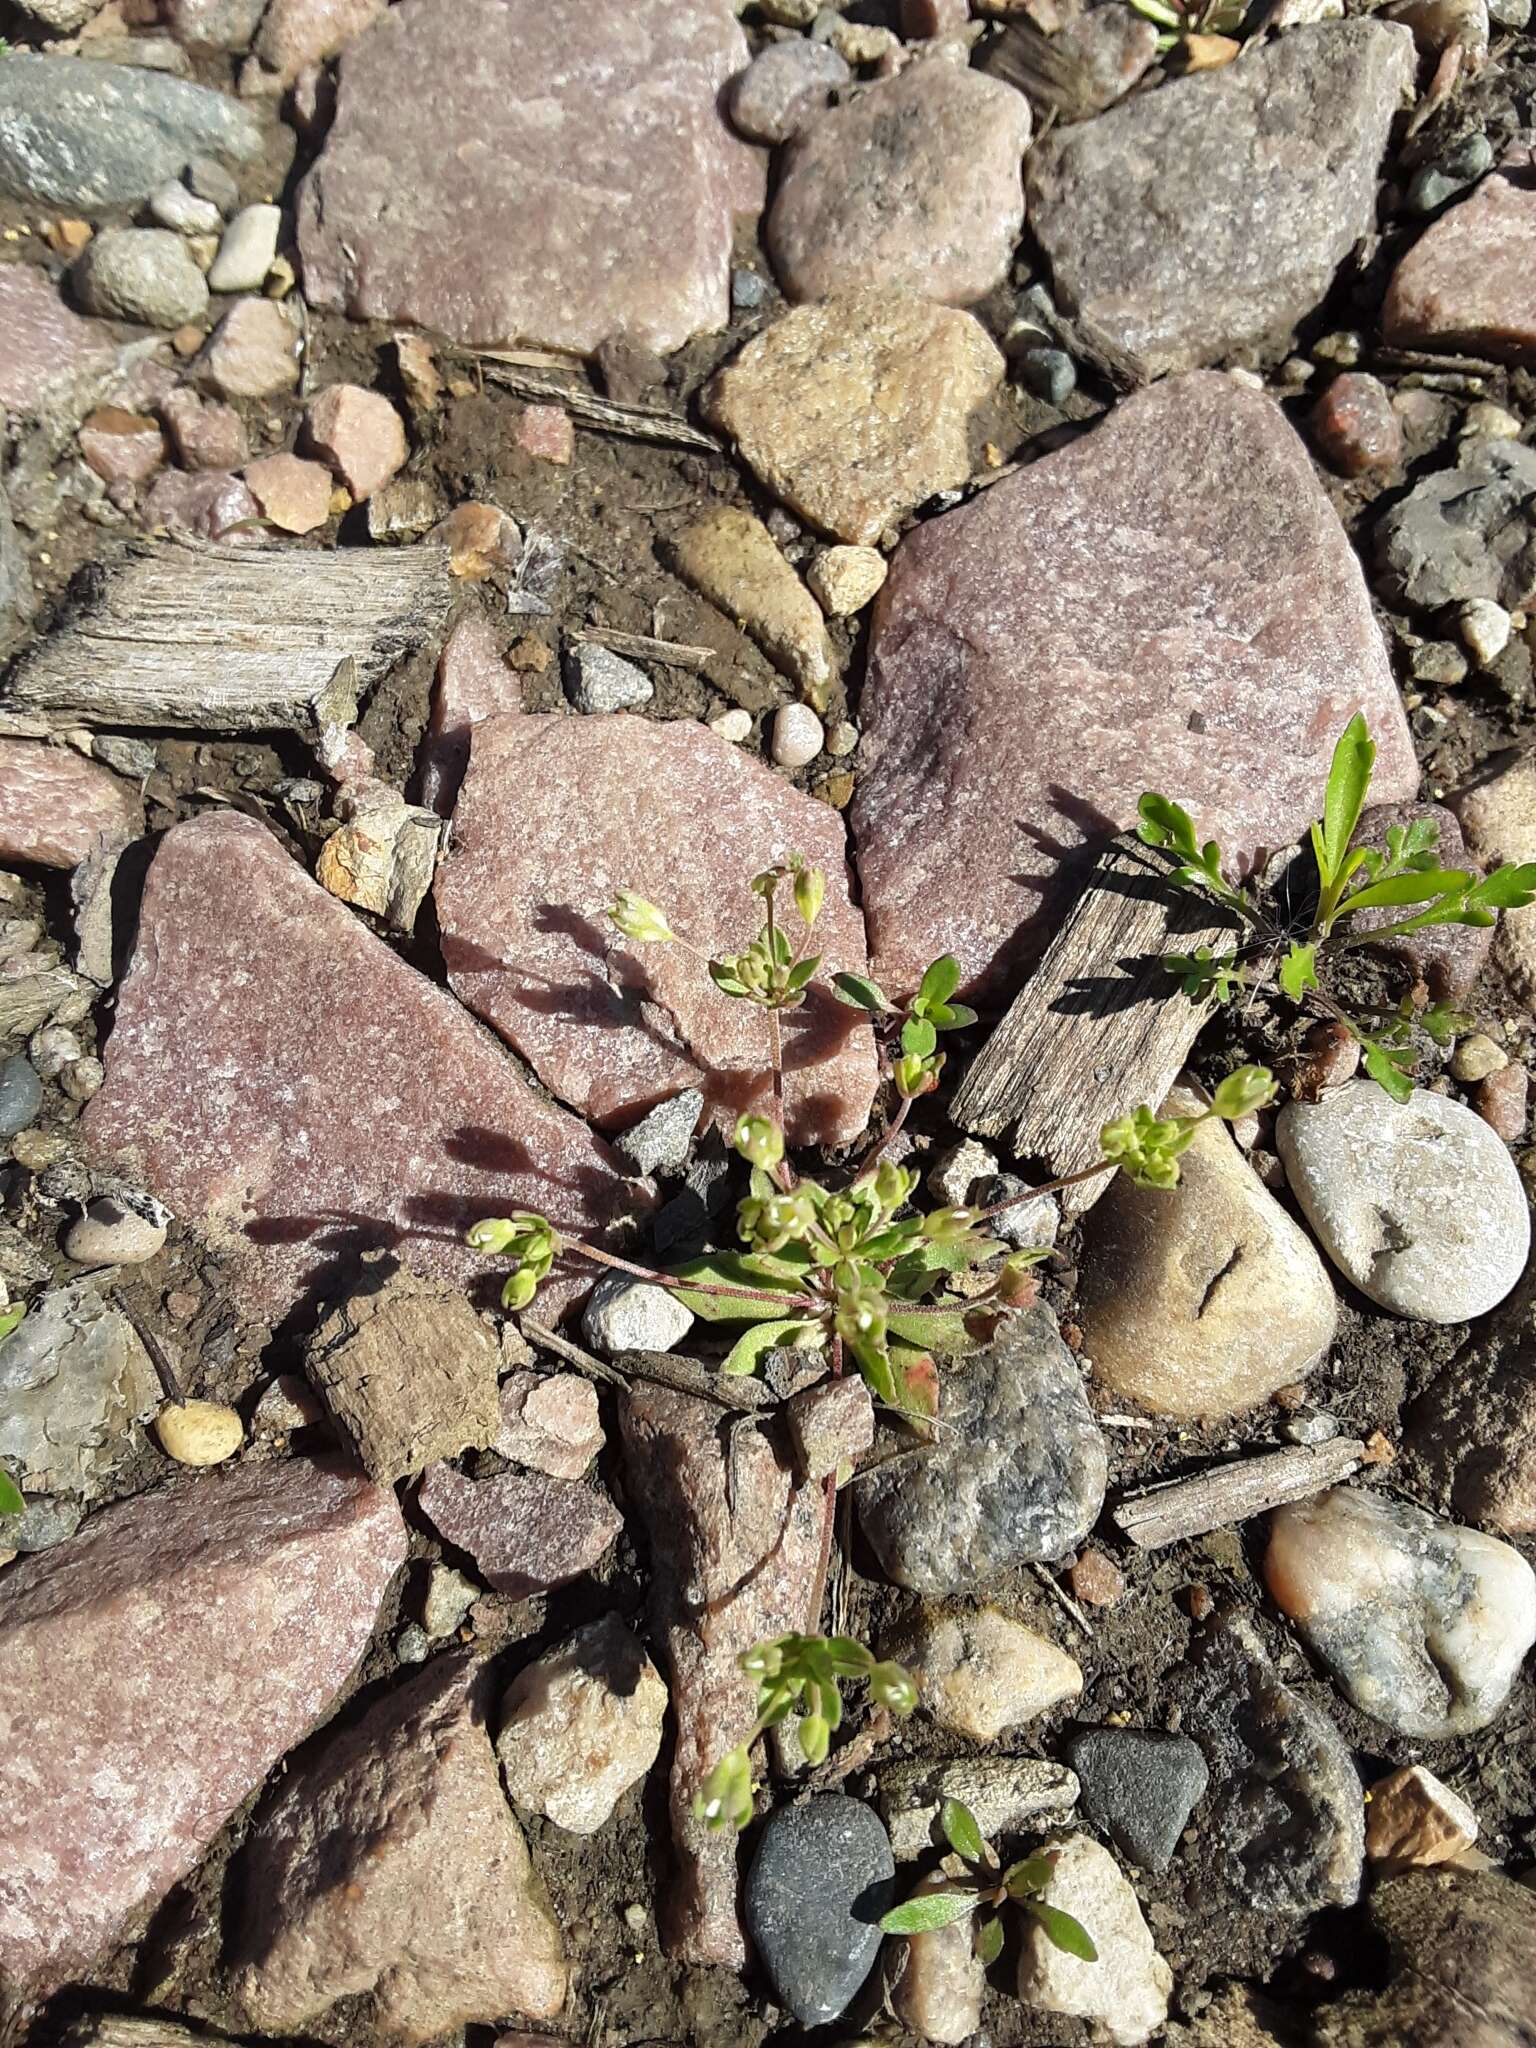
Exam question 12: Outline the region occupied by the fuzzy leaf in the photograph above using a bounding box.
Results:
[784,954,821,993]
[720,1318,817,1375]
[880,1891,979,1935]
[1463,861,1536,913]
[1028,1902,1099,1963]
[918,955,962,1007]
[902,1015,938,1059]
[1316,712,1375,888]
[942,1798,987,1863]
[975,1915,1005,1967]
[886,1308,976,1355]
[929,1001,979,1032]
[669,1255,810,1323]
[708,960,750,998]
[1003,1856,1057,1898]
[1278,942,1318,1001]
[832,971,895,1014]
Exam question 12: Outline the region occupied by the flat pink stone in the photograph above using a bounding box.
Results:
[1383,171,1536,363]
[416,1463,621,1598]
[0,266,133,443]
[0,739,143,869]
[83,812,649,1325]
[435,713,880,1148]
[419,612,523,816]
[852,371,1419,997]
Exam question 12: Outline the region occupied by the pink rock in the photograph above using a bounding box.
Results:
[435,713,880,1147]
[852,371,1418,997]
[1476,1061,1528,1144]
[495,1370,604,1478]
[251,0,384,83]
[516,403,574,466]
[78,405,167,486]
[419,612,522,816]
[416,1463,621,1597]
[0,739,143,869]
[1383,172,1536,363]
[0,266,131,446]
[302,382,408,500]
[159,384,250,469]
[140,467,260,539]
[244,451,334,534]
[729,37,850,146]
[297,0,765,354]
[1312,372,1404,478]
[200,297,301,399]
[902,0,971,31]
[0,1456,406,2005]
[83,813,649,1326]
[767,61,1030,305]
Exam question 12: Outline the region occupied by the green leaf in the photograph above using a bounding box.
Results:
[0,1303,23,1343]
[1028,1902,1099,1963]
[975,1914,1005,1967]
[0,1467,22,1516]
[941,1798,987,1863]
[901,1015,938,1059]
[669,1254,810,1323]
[1003,1856,1057,1899]
[886,1307,975,1355]
[1463,861,1536,913]
[879,1890,980,1935]
[928,1001,978,1032]
[708,960,750,998]
[1344,869,1471,916]
[832,971,895,1014]
[1137,792,1200,861]
[784,954,821,993]
[1316,712,1375,889]
[720,1318,817,1375]
[1278,941,1318,1002]
[1362,1039,1415,1103]
[796,1710,829,1765]
[918,955,962,1007]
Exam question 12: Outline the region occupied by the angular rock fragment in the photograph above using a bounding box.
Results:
[852,372,1417,995]
[1365,1764,1478,1872]
[201,299,301,401]
[1066,1727,1209,1873]
[671,507,835,704]
[875,1756,1080,1860]
[1026,23,1415,381]
[706,293,1003,546]
[419,613,522,816]
[886,1604,1083,1739]
[0,1456,405,2005]
[619,1379,825,1966]
[1016,1834,1172,2047]
[436,714,879,1146]
[497,1612,667,1832]
[233,1651,567,2041]
[141,471,260,542]
[417,1462,621,1597]
[1376,440,1536,612]
[0,1280,159,1499]
[83,814,647,1326]
[1453,746,1536,1002]
[1383,170,1536,362]
[0,482,31,648]
[0,742,143,871]
[298,0,764,354]
[496,1370,603,1478]
[315,786,443,930]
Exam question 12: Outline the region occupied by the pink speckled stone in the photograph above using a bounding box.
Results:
[416,1464,621,1598]
[83,813,648,1325]
[0,739,143,869]
[516,404,573,465]
[419,612,522,816]
[852,371,1418,997]
[0,267,127,442]
[435,714,880,1147]
[0,1456,405,2005]
[78,407,167,487]
[1383,172,1536,363]
[141,467,260,540]
[302,382,408,500]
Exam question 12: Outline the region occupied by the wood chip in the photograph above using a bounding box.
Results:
[468,354,723,452]
[570,626,717,674]
[1112,1438,1367,1550]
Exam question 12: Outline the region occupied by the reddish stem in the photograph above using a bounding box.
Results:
[569,1240,817,1312]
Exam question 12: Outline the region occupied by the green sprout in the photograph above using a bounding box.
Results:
[1126,0,1246,53]
[880,1798,1096,1966]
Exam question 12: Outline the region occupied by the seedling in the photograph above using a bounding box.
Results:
[695,1633,917,1832]
[1141,715,1536,1101]
[880,1798,1096,1966]
[1127,0,1245,56]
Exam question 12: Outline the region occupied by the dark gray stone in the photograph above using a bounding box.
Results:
[855,1306,1106,1596]
[0,56,261,208]
[0,1054,42,1138]
[1067,1727,1208,1873]
[615,1089,704,1178]
[1408,133,1495,215]
[743,1794,894,2027]
[1375,441,1536,611]
[1017,347,1077,405]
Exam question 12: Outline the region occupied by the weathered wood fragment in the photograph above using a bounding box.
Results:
[61,2018,242,2048]
[951,833,1236,1215]
[1112,1439,1366,1550]
[2,539,450,734]
[471,355,722,452]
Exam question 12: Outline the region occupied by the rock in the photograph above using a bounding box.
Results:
[1365,1764,1478,1872]
[149,177,224,233]
[581,1273,694,1357]
[0,1457,405,2004]
[187,154,241,209]
[1275,1080,1530,1322]
[0,741,142,870]
[431,500,521,582]
[1476,1061,1528,1141]
[164,0,266,46]
[496,1371,603,1478]
[79,406,167,486]
[1383,171,1536,361]
[497,1613,667,1831]
[1461,596,1513,667]
[1451,747,1536,1002]
[743,1795,895,2028]
[305,1261,500,1484]
[730,37,850,143]
[206,203,281,293]
[0,482,31,646]
[1078,1083,1337,1420]
[516,402,574,465]
[416,1463,621,1598]
[1016,1833,1173,2047]
[566,642,653,714]
[250,0,384,83]
[1183,1613,1363,1914]
[1376,440,1536,611]
[706,293,1003,546]
[156,1397,244,1464]
[0,1279,158,1498]
[314,787,442,929]
[1406,129,1494,214]
[298,0,762,354]
[243,452,332,535]
[856,1308,1107,1595]
[419,613,521,816]
[875,1755,1080,1860]
[1265,1484,1536,1737]
[785,1373,873,1481]
[421,1561,477,1637]
[890,1870,986,2045]
[1025,24,1414,382]
[710,707,754,744]
[1037,3,1160,116]
[435,714,878,1146]
[141,468,260,539]
[886,1605,1082,1740]
[233,1651,566,2040]
[771,702,825,767]
[973,1175,1059,1251]
[0,267,133,451]
[1016,345,1077,404]
[1350,801,1492,1000]
[63,1192,169,1266]
[1408,1258,1536,1533]
[8,1495,83,1552]
[1067,1548,1124,1606]
[302,382,408,500]
[0,1055,43,1138]
[809,544,887,616]
[83,813,646,1326]
[614,1089,702,1177]
[620,1379,824,1965]
[201,296,301,399]
[0,56,260,208]
[1312,372,1404,477]
[852,372,1415,995]
[768,61,1030,305]
[671,507,835,704]
[1066,1727,1209,1873]
[1162,1986,1292,2048]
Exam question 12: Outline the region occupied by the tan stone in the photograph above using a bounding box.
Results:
[315,787,442,930]
[1366,1764,1479,1871]
[244,452,332,534]
[1451,748,1536,1002]
[890,1607,1082,1741]
[201,297,300,400]
[498,1613,667,1833]
[706,293,1003,546]
[809,544,887,616]
[670,507,835,706]
[890,1871,986,2045]
[1016,1833,1172,2046]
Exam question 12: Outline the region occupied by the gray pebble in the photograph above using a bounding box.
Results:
[396,1623,430,1664]
[973,1173,1060,1251]
[744,1795,895,2027]
[0,1054,43,1137]
[1017,346,1077,405]
[1067,1727,1209,1873]
[186,155,240,214]
[565,643,653,714]
[10,1493,84,1552]
[73,228,210,330]
[581,1271,693,1356]
[1280,1408,1340,1445]
[1408,132,1495,214]
[732,267,770,312]
[148,178,223,234]
[92,735,157,780]
[614,1088,703,1177]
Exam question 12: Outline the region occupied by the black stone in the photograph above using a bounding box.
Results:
[743,1794,895,2027]
[1067,1726,1208,1872]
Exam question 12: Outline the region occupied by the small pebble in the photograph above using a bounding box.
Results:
[807,545,886,617]
[0,1055,44,1137]
[61,1057,105,1104]
[28,1026,82,1082]
[148,179,222,235]
[566,644,653,714]
[731,267,771,311]
[825,718,858,757]
[614,1088,702,1175]
[1410,639,1468,686]
[186,156,239,214]
[709,708,752,743]
[1067,1548,1124,1606]
[1408,132,1494,214]
[1459,598,1512,668]
[1312,372,1403,476]
[1451,1031,1508,1083]
[829,18,899,61]
[1460,401,1522,443]
[206,202,281,294]
[396,1622,430,1664]
[1365,1763,1479,1871]
[156,1398,244,1466]
[771,702,825,768]
[581,1272,693,1356]
[517,403,574,464]
[744,1795,895,2027]
[73,227,209,330]
[1017,346,1077,405]
[64,1193,169,1267]
[1475,1060,1528,1142]
[1280,1408,1340,1445]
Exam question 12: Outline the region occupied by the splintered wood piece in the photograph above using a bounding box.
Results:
[1112,1439,1367,1550]
[3,539,451,733]
[469,355,723,452]
[951,833,1237,1215]
[60,2020,243,2048]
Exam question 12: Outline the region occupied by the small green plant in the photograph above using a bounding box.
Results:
[1140,715,1536,1103]
[695,1633,917,1832]
[879,1798,1096,1967]
[1126,0,1245,53]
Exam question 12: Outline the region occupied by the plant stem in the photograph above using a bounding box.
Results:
[569,1240,817,1311]
[806,1334,843,1628]
[852,1093,912,1181]
[972,1155,1116,1219]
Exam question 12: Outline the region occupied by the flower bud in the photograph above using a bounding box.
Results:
[501,1267,539,1311]
[793,864,826,929]
[607,890,675,944]
[732,1113,784,1170]
[466,1217,518,1254]
[869,1660,918,1716]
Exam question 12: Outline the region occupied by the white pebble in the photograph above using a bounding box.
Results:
[1459,598,1512,668]
[64,1193,169,1267]
[771,703,825,768]
[206,203,282,294]
[825,719,859,758]
[156,1398,244,1466]
[709,708,753,744]
[148,179,222,235]
[581,1272,694,1356]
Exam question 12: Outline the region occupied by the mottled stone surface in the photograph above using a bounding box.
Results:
[496,1370,603,1478]
[1078,1085,1336,1420]
[852,372,1415,995]
[0,1280,158,1499]
[875,1756,1080,1861]
[417,1463,621,1597]
[768,61,1030,305]
[1026,23,1415,381]
[856,1307,1107,1595]
[1266,1485,1536,1738]
[0,482,30,644]
[298,0,763,354]
[706,292,1003,545]
[1376,441,1536,611]
[200,299,302,403]
[0,741,143,870]
[0,266,133,444]
[1409,1258,1536,1534]
[1016,1834,1172,2047]
[141,469,260,540]
[1451,747,1536,1002]
[0,1457,405,2004]
[302,382,407,500]
[1066,1727,1209,1873]
[251,0,384,84]
[234,1652,567,2041]
[498,1613,667,1831]
[891,1870,985,2047]
[670,507,835,703]
[1384,171,1536,361]
[620,1378,824,1966]
[1351,800,1492,999]
[1312,372,1404,478]
[79,407,167,487]
[436,714,878,1146]
[1276,1081,1529,1323]
[419,613,521,816]
[744,1796,894,2028]
[886,1605,1083,1739]
[84,814,646,1326]
[244,452,331,534]
[729,36,849,144]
